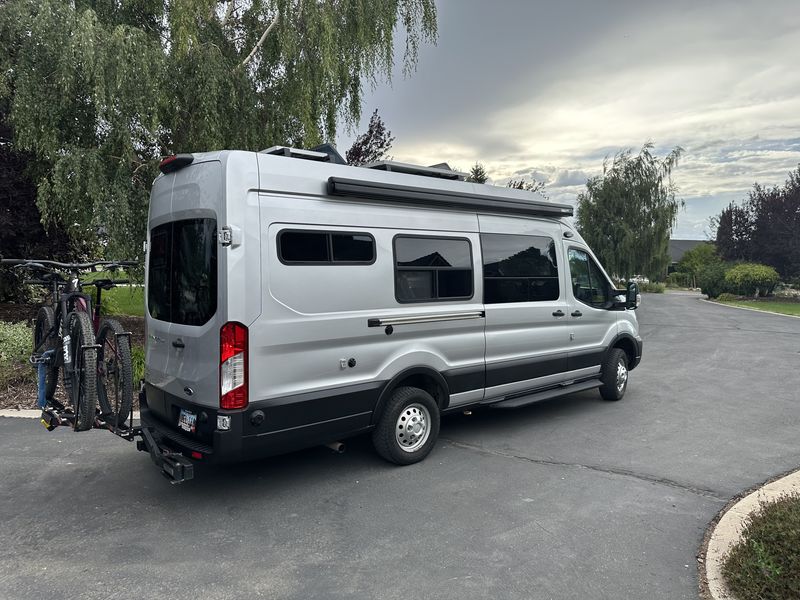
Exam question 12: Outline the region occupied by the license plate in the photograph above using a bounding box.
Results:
[178,408,197,433]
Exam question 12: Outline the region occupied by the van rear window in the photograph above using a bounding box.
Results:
[147,219,217,325]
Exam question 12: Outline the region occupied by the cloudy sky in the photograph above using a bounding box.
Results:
[338,0,800,239]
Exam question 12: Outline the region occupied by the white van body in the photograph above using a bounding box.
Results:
[141,149,642,469]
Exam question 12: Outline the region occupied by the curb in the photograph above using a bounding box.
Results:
[700,297,800,320]
[699,468,800,600]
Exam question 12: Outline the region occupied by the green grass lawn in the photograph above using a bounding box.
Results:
[723,494,800,600]
[716,299,800,317]
[99,286,145,317]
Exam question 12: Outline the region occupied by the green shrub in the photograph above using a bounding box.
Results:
[639,282,665,293]
[725,263,780,297]
[697,262,729,298]
[716,292,739,301]
[723,494,800,600]
[0,321,30,364]
[131,344,145,384]
[666,272,692,288]
[0,321,33,389]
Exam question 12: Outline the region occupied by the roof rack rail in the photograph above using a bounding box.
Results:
[260,146,331,162]
[363,160,468,181]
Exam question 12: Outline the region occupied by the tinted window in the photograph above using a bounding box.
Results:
[148,219,217,326]
[279,231,330,262]
[394,236,473,302]
[332,233,374,262]
[279,230,374,264]
[568,248,611,307]
[481,234,559,303]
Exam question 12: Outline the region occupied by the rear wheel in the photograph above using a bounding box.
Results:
[372,386,440,465]
[34,306,59,402]
[65,311,98,431]
[599,348,628,401]
[96,319,133,426]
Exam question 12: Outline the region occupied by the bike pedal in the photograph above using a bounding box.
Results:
[40,410,59,432]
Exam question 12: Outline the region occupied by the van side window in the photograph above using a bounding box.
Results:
[278,230,375,264]
[481,234,560,303]
[394,236,473,302]
[568,248,611,307]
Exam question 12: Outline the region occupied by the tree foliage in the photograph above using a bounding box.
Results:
[467,162,488,184]
[714,166,800,280]
[0,0,437,259]
[677,242,719,288]
[345,109,394,166]
[507,177,547,199]
[576,143,683,281]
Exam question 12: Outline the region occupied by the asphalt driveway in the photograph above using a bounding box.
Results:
[1,292,799,600]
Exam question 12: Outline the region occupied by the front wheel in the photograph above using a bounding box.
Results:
[96,319,133,426]
[65,311,98,431]
[34,306,59,403]
[599,348,628,401]
[372,386,440,465]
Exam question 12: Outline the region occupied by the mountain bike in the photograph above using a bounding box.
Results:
[1,259,137,431]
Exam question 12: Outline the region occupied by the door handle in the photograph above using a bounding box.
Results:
[552,310,565,317]
[172,339,185,349]
[571,310,583,317]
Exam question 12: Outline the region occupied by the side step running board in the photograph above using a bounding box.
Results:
[486,379,602,410]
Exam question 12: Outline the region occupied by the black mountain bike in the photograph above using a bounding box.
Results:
[2,259,137,431]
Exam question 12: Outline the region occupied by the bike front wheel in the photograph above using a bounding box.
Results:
[65,311,98,431]
[34,306,59,403]
[96,319,133,426]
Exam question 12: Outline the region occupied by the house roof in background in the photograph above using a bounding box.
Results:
[669,239,707,263]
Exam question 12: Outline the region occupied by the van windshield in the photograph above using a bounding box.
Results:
[147,218,217,326]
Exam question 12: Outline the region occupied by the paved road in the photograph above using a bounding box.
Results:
[1,293,799,600]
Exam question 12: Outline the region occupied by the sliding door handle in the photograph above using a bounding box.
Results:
[571,310,583,318]
[552,310,565,317]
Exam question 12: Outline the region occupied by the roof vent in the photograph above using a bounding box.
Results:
[260,146,331,162]
[363,160,467,181]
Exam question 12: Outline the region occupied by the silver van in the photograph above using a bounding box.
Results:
[140,147,642,480]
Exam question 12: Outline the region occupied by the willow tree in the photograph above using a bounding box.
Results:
[576,143,683,281]
[0,0,437,259]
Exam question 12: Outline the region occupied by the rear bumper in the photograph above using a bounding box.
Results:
[138,383,377,467]
[139,402,244,465]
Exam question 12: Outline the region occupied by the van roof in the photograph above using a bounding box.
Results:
[176,149,575,220]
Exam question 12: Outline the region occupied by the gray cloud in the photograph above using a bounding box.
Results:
[338,0,800,241]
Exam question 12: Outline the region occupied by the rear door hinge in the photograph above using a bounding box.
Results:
[219,225,242,248]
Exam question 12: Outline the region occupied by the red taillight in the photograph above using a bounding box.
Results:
[220,322,248,410]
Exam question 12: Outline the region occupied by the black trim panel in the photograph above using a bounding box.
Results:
[244,381,385,436]
[327,176,574,218]
[485,353,568,388]
[443,364,485,394]
[567,347,606,371]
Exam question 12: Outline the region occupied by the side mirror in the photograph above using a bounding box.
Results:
[626,282,641,310]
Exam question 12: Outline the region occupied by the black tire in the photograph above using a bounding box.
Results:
[599,348,628,401]
[372,386,440,465]
[65,311,98,431]
[96,318,133,426]
[34,306,59,402]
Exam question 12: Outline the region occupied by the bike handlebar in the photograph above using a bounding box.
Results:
[1,259,138,270]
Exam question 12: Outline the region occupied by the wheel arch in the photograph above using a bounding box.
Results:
[371,366,450,426]
[608,333,640,371]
